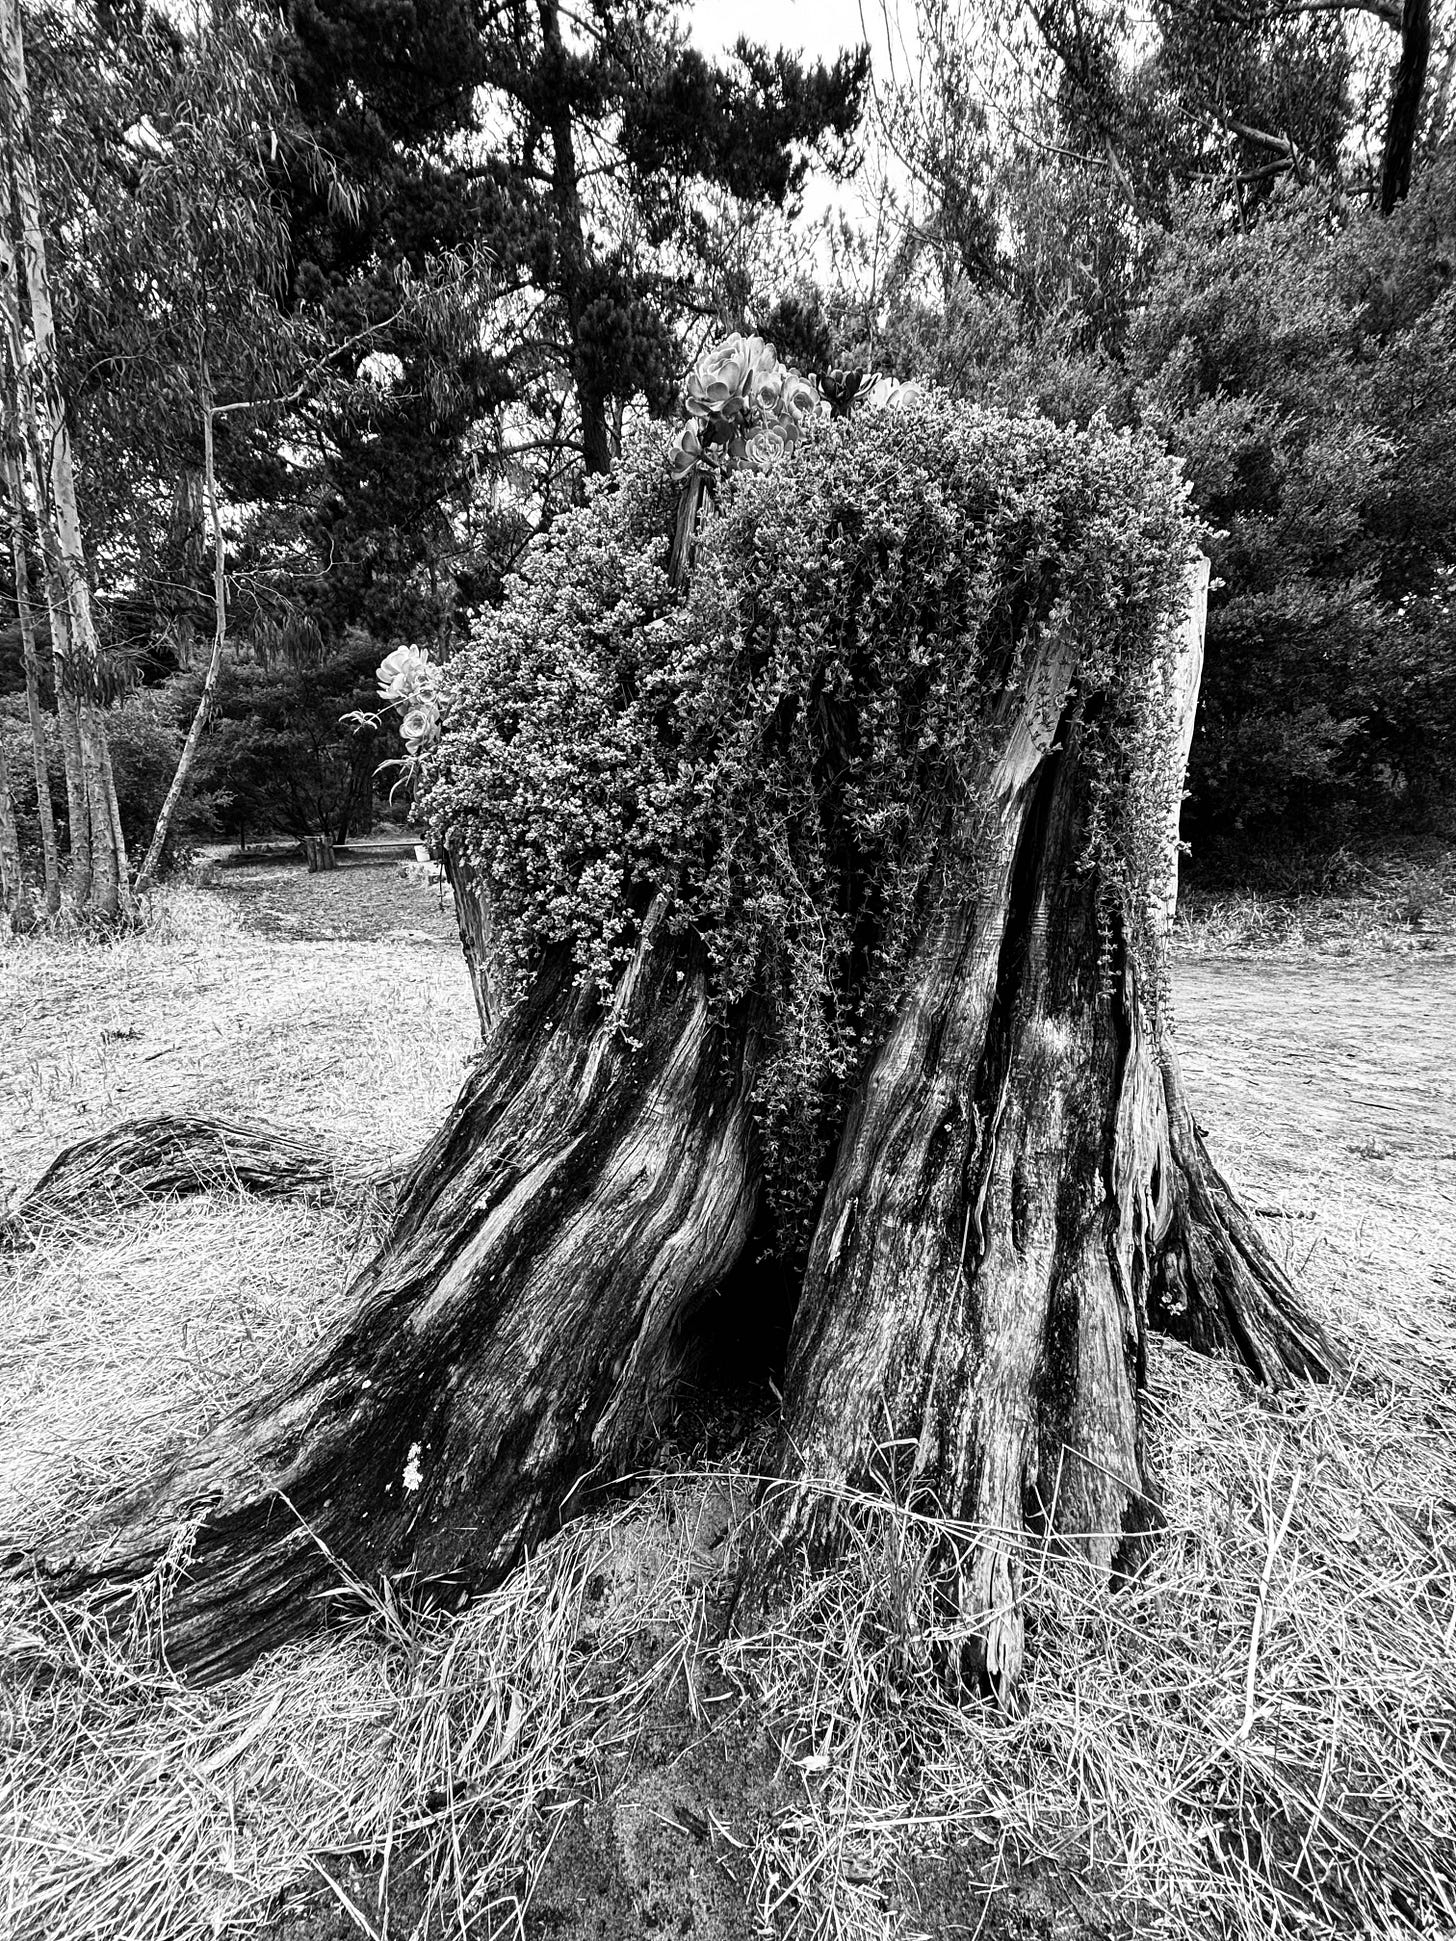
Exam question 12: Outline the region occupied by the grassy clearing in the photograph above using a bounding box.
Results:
[0,876,474,1200]
[2,867,1454,1940]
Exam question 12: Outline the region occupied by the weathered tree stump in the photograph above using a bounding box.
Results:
[772,592,1337,1701]
[26,920,759,1680]
[302,832,335,873]
[7,400,1341,1697]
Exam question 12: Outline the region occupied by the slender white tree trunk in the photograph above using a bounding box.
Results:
[137,374,225,894]
[1,433,58,913]
[0,703,28,927]
[0,220,85,902]
[0,0,129,917]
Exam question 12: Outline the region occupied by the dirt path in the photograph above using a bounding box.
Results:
[196,843,462,944]
[1175,955,1456,1373]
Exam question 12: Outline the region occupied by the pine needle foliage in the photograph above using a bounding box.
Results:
[420,398,1196,1238]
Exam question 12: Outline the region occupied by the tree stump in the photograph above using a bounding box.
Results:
[303,832,335,873]
[9,404,1341,1696]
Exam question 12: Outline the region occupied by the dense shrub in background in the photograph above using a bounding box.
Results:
[1130,171,1456,872]
[187,636,390,847]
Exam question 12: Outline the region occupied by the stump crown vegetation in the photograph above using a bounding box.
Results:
[419,396,1200,1243]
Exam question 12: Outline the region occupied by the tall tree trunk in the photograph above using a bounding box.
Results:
[1,434,58,914]
[0,0,129,918]
[0,703,29,928]
[160,462,205,669]
[537,0,611,477]
[0,219,84,902]
[35,910,760,1680]
[1381,0,1432,213]
[768,568,1337,1705]
[137,380,225,895]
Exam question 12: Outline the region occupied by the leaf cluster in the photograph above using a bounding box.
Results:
[420,397,1195,1240]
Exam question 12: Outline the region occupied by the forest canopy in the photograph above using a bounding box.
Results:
[1,0,1454,923]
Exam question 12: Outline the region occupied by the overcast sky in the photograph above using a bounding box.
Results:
[687,0,873,63]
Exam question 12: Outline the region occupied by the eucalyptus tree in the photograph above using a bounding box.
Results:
[3,0,475,889]
[0,0,130,917]
[0,411,57,915]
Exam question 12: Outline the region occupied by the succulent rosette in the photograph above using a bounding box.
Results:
[377,643,432,703]
[686,333,753,413]
[744,425,790,473]
[377,644,444,756]
[401,702,440,751]
[667,422,707,484]
[861,375,927,413]
[668,330,821,491]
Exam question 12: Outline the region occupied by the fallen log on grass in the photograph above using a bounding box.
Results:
[0,1114,386,1250]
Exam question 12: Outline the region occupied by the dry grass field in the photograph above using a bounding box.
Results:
[1,854,1453,1941]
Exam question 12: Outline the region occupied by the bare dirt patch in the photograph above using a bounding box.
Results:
[196,841,462,947]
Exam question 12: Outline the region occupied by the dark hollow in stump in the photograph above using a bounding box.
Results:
[12,572,1338,1695]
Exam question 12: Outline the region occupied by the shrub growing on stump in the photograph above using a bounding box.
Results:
[18,390,1339,1694]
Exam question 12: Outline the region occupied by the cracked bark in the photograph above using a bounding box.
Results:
[24,919,759,1681]
[769,566,1339,1703]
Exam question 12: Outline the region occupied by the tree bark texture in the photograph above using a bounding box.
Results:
[303,832,336,873]
[0,0,130,918]
[0,702,28,927]
[770,574,1339,1703]
[443,835,499,1035]
[26,923,759,1680]
[537,0,611,477]
[1381,0,1432,213]
[0,218,86,904]
[1,422,58,913]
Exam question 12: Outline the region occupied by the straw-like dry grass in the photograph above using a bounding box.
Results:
[2,868,1453,1940]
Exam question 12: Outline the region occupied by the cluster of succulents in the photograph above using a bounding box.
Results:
[820,366,926,418]
[376,644,444,755]
[666,332,819,486]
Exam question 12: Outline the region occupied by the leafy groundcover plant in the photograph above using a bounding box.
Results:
[419,394,1195,1242]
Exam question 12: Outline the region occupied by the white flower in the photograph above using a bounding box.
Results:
[402,1442,423,1492]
